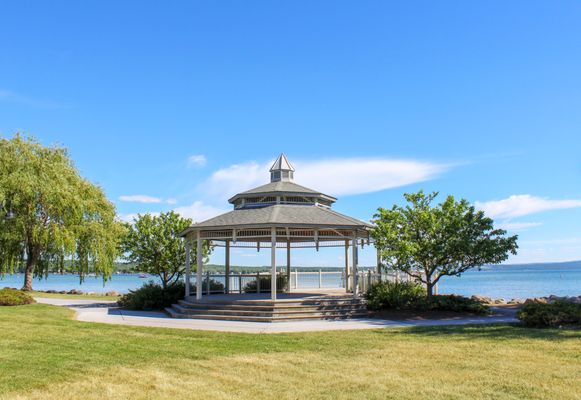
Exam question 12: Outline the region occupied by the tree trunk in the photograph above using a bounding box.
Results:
[426,281,434,299]
[22,255,36,291]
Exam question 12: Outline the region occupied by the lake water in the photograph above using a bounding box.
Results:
[1,263,579,299]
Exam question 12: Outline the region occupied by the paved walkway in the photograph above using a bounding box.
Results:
[35,297,518,334]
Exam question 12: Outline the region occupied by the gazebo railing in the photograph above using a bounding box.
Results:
[185,269,433,295]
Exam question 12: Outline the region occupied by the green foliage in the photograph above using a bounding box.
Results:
[365,281,425,310]
[518,301,581,328]
[0,134,123,290]
[0,288,35,306]
[118,278,225,310]
[243,274,289,293]
[122,211,212,288]
[372,191,518,297]
[366,282,489,314]
[415,295,489,314]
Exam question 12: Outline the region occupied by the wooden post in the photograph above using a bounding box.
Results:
[196,231,203,301]
[319,269,322,288]
[256,272,261,293]
[238,274,242,294]
[271,227,277,300]
[286,240,291,293]
[225,240,230,294]
[184,239,191,298]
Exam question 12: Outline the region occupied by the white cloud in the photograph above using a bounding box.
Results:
[201,158,449,201]
[476,195,581,219]
[119,195,176,204]
[188,154,207,167]
[173,201,227,223]
[495,221,542,231]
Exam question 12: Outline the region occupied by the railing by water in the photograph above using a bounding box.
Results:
[188,269,437,295]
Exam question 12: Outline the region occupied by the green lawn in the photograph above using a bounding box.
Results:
[30,291,119,301]
[0,304,580,400]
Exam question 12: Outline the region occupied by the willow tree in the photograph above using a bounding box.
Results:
[0,135,123,291]
[372,191,518,298]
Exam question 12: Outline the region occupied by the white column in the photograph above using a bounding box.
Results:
[271,227,277,300]
[185,239,191,298]
[225,240,230,294]
[344,239,349,293]
[286,239,291,293]
[196,231,203,301]
[352,232,358,298]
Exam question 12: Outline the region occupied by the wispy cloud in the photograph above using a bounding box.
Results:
[495,221,542,231]
[201,157,450,201]
[172,201,227,223]
[475,195,581,219]
[119,195,176,204]
[0,89,66,109]
[187,154,207,167]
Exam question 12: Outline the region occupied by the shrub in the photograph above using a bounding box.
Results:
[244,274,288,293]
[517,300,581,328]
[416,294,489,315]
[365,281,425,310]
[118,278,225,310]
[365,282,489,315]
[0,288,35,306]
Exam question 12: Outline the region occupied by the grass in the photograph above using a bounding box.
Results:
[0,304,580,400]
[29,291,119,301]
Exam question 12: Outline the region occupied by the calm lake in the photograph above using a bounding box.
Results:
[1,262,579,299]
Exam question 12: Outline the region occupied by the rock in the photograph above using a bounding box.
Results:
[105,291,120,297]
[524,297,548,304]
[493,298,507,305]
[508,298,525,305]
[471,295,493,304]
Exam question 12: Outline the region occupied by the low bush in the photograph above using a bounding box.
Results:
[416,294,489,315]
[118,278,225,310]
[366,282,489,314]
[0,288,35,306]
[365,281,425,310]
[518,300,581,328]
[244,274,288,293]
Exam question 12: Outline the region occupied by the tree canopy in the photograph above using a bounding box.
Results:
[122,211,212,289]
[0,134,123,290]
[372,191,518,297]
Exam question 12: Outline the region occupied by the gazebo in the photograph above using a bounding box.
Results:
[180,154,374,302]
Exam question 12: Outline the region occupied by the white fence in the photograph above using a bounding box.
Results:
[189,269,435,295]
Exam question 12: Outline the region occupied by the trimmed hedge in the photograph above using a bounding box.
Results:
[366,281,425,310]
[243,275,288,293]
[365,281,489,315]
[118,279,225,310]
[0,288,35,306]
[518,300,581,328]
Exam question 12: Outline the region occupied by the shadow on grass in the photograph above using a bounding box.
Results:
[392,323,581,342]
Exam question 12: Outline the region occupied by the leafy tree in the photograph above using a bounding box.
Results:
[122,211,212,289]
[0,135,123,290]
[372,191,518,298]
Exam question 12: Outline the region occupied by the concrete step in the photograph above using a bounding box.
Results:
[181,299,365,307]
[170,304,366,317]
[176,300,366,312]
[165,308,368,322]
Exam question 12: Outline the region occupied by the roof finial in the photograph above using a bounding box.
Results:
[270,153,295,182]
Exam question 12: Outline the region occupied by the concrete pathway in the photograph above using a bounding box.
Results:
[35,297,518,334]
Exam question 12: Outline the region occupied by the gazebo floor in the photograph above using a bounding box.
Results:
[166,290,368,322]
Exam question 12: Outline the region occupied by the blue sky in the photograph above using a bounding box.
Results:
[1,1,580,266]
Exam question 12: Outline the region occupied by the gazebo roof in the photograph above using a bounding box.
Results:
[228,181,336,204]
[186,204,372,230]
[181,153,372,239]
